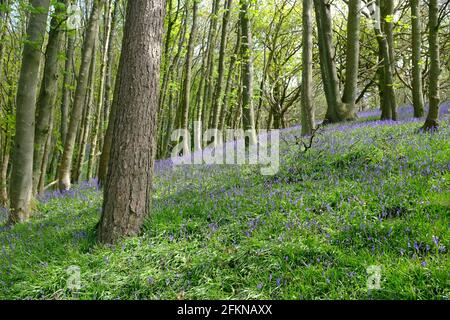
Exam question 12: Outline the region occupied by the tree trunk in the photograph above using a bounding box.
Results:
[178,0,198,154]
[201,0,220,129]
[9,0,51,224]
[314,0,344,123]
[211,0,232,130]
[411,0,424,118]
[422,0,440,130]
[33,0,66,194]
[301,0,315,136]
[98,0,165,244]
[341,0,361,120]
[383,0,397,120]
[74,42,97,183]
[37,110,54,194]
[60,30,76,146]
[239,0,256,143]
[88,1,114,180]
[58,0,102,190]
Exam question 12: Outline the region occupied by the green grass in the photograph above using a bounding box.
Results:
[0,119,449,300]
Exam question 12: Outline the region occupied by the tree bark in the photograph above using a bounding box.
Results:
[239,0,256,143]
[178,0,198,154]
[423,0,440,130]
[211,0,232,130]
[58,0,102,190]
[301,0,315,136]
[33,0,66,195]
[314,0,344,123]
[9,0,51,224]
[341,0,361,120]
[411,0,424,118]
[98,0,165,244]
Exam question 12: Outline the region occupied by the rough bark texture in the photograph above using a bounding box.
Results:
[301,0,315,136]
[98,0,165,244]
[423,0,440,130]
[9,0,51,224]
[239,0,256,143]
[33,0,66,194]
[411,0,424,118]
[58,0,102,190]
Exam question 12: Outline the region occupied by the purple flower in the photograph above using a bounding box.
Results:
[147,277,154,285]
[276,278,281,287]
[432,235,439,246]
[421,261,427,267]
[257,283,263,290]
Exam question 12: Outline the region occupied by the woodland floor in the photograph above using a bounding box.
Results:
[0,104,449,300]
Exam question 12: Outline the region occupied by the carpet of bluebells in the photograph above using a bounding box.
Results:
[0,104,449,300]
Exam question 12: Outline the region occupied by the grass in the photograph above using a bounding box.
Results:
[0,105,449,300]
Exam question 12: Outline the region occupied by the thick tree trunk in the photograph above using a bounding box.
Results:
[423,0,440,130]
[98,0,165,244]
[58,0,102,190]
[33,0,66,194]
[411,0,424,118]
[301,0,315,136]
[9,0,51,224]
[341,0,361,120]
[239,0,256,143]
[314,0,344,124]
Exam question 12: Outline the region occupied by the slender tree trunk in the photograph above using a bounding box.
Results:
[58,0,102,190]
[9,0,51,224]
[341,0,361,120]
[74,42,97,183]
[98,0,165,244]
[88,1,114,180]
[423,0,440,130]
[0,143,9,206]
[37,110,54,194]
[178,0,199,154]
[411,0,425,118]
[239,0,256,143]
[60,30,76,145]
[301,0,315,136]
[371,0,396,120]
[211,0,232,130]
[33,0,66,194]
[384,0,397,120]
[219,26,240,132]
[201,0,220,129]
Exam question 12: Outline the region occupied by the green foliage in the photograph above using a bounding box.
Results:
[0,119,448,300]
